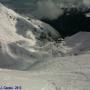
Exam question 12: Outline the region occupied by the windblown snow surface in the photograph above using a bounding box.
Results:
[0,3,90,90]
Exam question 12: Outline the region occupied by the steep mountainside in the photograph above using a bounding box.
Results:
[0,3,61,70]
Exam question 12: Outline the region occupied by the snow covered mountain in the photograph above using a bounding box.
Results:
[0,3,62,70]
[0,3,90,90]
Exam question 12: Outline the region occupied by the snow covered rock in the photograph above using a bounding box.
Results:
[0,3,60,45]
[0,3,61,70]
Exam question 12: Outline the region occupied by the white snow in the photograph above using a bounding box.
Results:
[65,32,90,55]
[0,54,90,90]
[0,3,90,90]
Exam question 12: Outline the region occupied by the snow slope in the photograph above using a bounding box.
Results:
[65,32,90,55]
[0,3,62,70]
[0,54,90,90]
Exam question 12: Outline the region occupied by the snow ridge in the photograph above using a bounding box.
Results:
[0,3,62,70]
